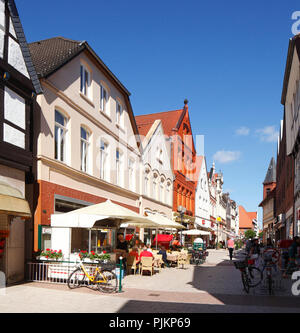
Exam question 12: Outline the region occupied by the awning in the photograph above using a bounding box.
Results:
[0,182,31,218]
[153,234,174,243]
[51,199,154,228]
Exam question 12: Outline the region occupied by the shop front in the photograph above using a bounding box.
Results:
[0,182,31,284]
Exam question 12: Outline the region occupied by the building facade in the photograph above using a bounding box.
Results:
[194,156,211,243]
[135,101,197,229]
[135,118,174,243]
[281,33,300,237]
[0,0,42,284]
[29,37,142,252]
[275,115,294,241]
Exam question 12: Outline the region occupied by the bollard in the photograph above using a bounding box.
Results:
[117,256,123,293]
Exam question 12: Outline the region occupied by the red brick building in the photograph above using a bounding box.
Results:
[135,100,197,227]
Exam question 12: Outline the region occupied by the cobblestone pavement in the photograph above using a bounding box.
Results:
[0,249,299,313]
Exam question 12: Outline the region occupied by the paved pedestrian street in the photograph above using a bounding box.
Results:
[1,250,299,313]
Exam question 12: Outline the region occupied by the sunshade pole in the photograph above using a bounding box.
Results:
[88,229,91,253]
[156,228,158,250]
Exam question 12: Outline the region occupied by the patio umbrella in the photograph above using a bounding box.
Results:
[182,229,211,236]
[51,199,155,229]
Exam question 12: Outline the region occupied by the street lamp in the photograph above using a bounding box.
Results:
[178,205,187,246]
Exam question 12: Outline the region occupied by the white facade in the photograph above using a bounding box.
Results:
[195,157,210,230]
[139,120,174,218]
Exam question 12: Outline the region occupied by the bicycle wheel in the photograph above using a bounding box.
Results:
[67,268,86,289]
[248,267,263,287]
[96,270,118,293]
[241,271,250,293]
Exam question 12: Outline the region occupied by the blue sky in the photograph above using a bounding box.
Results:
[16,0,300,227]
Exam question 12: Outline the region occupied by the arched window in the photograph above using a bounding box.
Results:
[55,110,68,162]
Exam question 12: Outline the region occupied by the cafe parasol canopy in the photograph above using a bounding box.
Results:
[121,212,186,230]
[51,199,156,229]
[182,229,211,236]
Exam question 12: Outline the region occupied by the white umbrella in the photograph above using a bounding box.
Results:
[182,229,211,236]
[51,199,154,228]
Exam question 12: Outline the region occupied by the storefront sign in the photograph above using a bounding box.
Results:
[42,227,52,235]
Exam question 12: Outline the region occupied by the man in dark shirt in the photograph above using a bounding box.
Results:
[115,233,128,272]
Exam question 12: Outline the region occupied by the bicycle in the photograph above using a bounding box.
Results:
[260,248,280,295]
[234,256,262,293]
[67,258,118,293]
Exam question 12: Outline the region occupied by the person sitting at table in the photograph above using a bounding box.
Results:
[158,245,168,267]
[129,246,139,261]
[139,245,154,260]
[171,237,181,251]
[146,244,153,254]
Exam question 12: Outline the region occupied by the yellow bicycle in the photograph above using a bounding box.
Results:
[67,259,117,293]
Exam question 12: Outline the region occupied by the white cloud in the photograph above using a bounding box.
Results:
[236,126,250,136]
[213,150,241,164]
[256,126,279,143]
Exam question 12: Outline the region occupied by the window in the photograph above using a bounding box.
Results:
[116,149,123,186]
[100,85,108,114]
[153,175,158,200]
[166,182,171,205]
[100,140,109,181]
[55,110,67,162]
[159,182,164,203]
[80,127,90,172]
[128,158,135,191]
[80,64,91,98]
[116,101,123,126]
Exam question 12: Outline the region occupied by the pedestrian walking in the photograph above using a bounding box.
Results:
[227,238,234,260]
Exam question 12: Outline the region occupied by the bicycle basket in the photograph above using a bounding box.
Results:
[234,261,247,269]
[98,261,116,271]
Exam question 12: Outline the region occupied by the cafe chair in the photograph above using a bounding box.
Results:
[177,253,187,269]
[154,254,163,272]
[139,257,154,276]
[126,255,138,275]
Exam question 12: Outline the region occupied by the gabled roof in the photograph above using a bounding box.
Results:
[7,0,42,94]
[263,157,276,184]
[28,37,130,96]
[238,206,255,229]
[135,109,184,138]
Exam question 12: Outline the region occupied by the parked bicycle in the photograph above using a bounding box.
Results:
[67,258,118,293]
[260,248,280,295]
[234,255,262,293]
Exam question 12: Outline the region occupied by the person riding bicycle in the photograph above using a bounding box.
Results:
[249,238,260,267]
[283,236,300,277]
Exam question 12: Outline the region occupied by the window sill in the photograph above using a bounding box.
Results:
[100,110,112,122]
[79,92,95,108]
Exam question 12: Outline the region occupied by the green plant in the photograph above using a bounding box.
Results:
[79,251,110,261]
[41,249,63,260]
[244,229,256,240]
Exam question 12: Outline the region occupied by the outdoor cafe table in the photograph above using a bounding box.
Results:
[167,253,178,262]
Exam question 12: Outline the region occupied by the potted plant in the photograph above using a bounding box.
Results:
[40,249,63,261]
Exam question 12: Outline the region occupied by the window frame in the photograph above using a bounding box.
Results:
[54,110,68,163]
[80,126,90,173]
[80,64,92,99]
[100,84,109,115]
